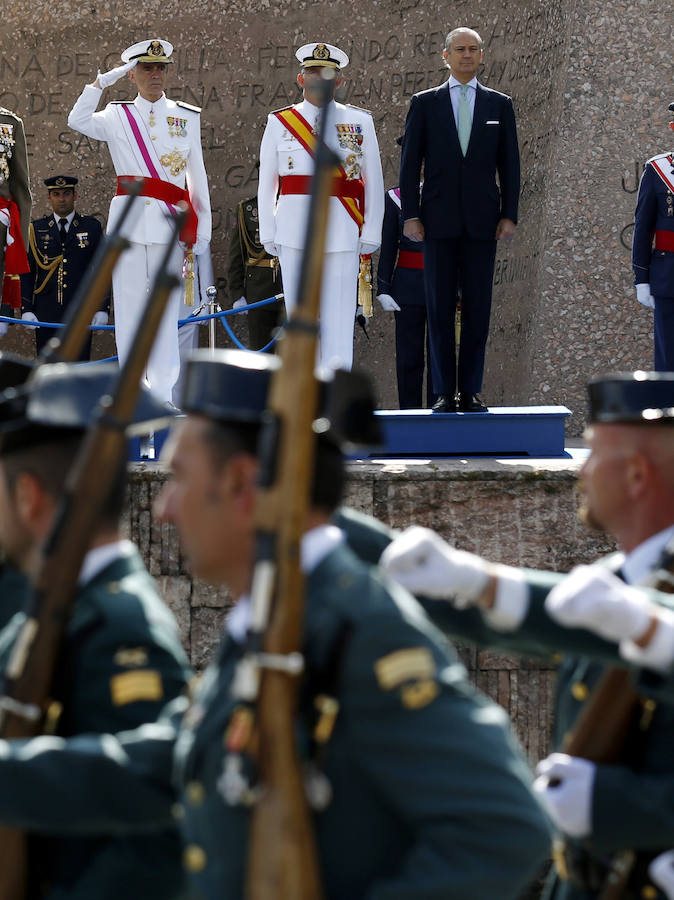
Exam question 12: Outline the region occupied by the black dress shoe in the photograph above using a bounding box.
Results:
[431,394,456,413]
[458,393,488,413]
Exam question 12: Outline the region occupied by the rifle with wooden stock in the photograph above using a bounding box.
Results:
[553,544,674,900]
[243,70,339,900]
[0,204,184,900]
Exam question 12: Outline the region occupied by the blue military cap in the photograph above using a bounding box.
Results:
[588,371,674,425]
[44,175,78,190]
[180,349,381,449]
[0,362,175,453]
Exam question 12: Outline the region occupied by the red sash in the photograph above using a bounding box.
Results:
[397,249,424,270]
[116,176,198,244]
[0,198,30,309]
[274,107,365,233]
[655,230,674,252]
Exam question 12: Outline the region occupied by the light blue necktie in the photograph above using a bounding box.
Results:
[458,84,471,156]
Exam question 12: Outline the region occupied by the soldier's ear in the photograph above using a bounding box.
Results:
[297,72,305,91]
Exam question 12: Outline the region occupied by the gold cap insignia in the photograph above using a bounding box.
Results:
[148,40,164,57]
[313,44,330,60]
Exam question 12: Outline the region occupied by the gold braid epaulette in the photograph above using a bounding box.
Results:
[28,223,63,296]
[237,201,267,265]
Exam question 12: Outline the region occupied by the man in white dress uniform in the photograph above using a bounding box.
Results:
[68,38,212,404]
[257,41,384,370]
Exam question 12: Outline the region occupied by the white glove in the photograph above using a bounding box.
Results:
[233,297,248,315]
[545,565,651,642]
[21,312,38,327]
[376,294,401,312]
[636,283,655,309]
[0,321,8,338]
[534,753,595,838]
[263,242,279,257]
[358,241,379,256]
[650,851,674,899]
[91,311,108,329]
[97,59,137,89]
[379,526,490,605]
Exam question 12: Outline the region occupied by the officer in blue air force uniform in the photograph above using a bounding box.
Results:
[0,350,550,900]
[633,102,674,370]
[20,175,108,359]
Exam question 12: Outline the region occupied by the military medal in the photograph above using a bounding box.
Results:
[167,116,187,138]
[0,124,14,186]
[337,123,363,153]
[149,107,156,129]
[287,155,294,170]
[667,191,673,217]
[160,150,188,176]
[76,231,89,248]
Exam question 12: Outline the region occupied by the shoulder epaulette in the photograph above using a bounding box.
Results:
[271,105,293,115]
[176,100,201,114]
[0,107,18,119]
[647,151,673,165]
[344,103,372,116]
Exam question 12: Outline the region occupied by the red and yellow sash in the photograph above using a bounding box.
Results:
[274,107,365,232]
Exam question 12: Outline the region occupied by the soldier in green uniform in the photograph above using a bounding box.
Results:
[0,106,32,331]
[227,187,284,351]
[381,371,674,900]
[0,349,550,900]
[0,362,191,899]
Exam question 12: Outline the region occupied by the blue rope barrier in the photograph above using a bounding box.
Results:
[0,294,285,355]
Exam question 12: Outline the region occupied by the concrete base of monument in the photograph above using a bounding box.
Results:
[370,406,572,458]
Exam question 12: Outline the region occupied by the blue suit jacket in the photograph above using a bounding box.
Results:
[633,155,674,298]
[400,81,520,240]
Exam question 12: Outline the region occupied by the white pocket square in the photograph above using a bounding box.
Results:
[486,120,500,125]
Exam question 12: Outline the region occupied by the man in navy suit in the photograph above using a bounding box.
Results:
[20,175,108,359]
[632,101,674,371]
[400,27,520,412]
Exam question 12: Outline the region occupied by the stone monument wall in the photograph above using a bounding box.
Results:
[2,0,572,413]
[1,0,668,426]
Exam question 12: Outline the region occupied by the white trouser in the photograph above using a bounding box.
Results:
[112,240,183,404]
[277,247,359,370]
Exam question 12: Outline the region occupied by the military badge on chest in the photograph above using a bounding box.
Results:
[167,116,188,138]
[160,150,188,176]
[75,231,89,248]
[337,124,363,179]
[667,190,673,217]
[0,123,15,185]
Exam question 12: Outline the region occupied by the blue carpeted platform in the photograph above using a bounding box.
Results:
[370,406,572,458]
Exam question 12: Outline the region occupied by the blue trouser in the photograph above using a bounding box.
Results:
[423,235,497,396]
[654,295,674,371]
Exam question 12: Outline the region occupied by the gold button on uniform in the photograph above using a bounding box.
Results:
[186,781,205,805]
[183,844,207,873]
[146,199,151,205]
[571,682,589,701]
[171,802,185,821]
[641,886,658,899]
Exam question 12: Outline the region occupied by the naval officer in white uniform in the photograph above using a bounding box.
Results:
[68,38,211,404]
[257,41,384,370]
